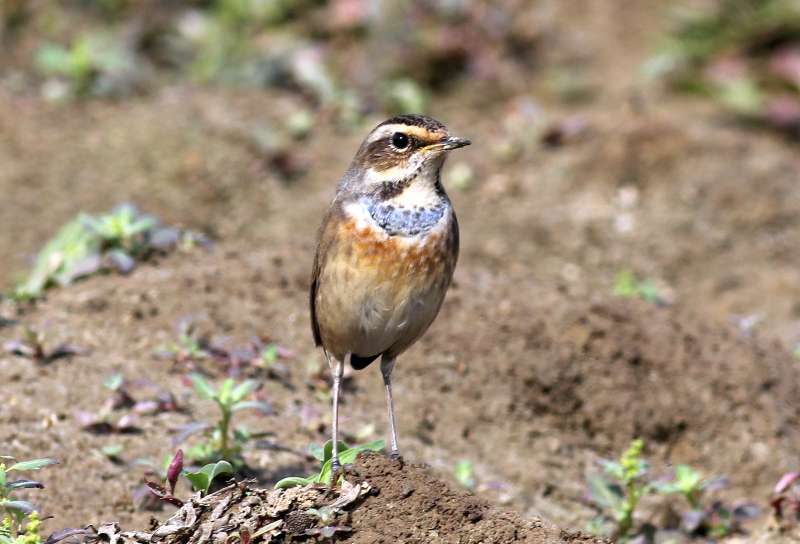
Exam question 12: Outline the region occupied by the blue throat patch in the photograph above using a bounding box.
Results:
[364,199,447,237]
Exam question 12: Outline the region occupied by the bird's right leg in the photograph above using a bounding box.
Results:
[380,355,401,460]
[329,352,346,486]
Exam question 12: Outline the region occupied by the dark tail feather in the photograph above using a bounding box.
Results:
[350,352,381,370]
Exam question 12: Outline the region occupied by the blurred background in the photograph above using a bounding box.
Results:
[2,0,800,542]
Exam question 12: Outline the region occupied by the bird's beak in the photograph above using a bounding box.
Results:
[441,136,471,150]
[424,136,471,153]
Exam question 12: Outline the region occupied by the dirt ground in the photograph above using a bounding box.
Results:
[3,1,800,542]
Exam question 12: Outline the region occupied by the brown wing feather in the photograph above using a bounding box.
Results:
[309,251,323,347]
[309,202,342,347]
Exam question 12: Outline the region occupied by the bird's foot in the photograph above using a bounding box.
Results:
[328,457,344,490]
[389,449,403,465]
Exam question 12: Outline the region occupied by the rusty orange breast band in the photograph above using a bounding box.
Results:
[338,217,448,283]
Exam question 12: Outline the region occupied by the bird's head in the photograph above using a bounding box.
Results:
[342,114,470,198]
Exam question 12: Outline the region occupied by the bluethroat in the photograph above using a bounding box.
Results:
[310,114,470,478]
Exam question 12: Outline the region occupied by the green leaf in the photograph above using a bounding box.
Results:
[190,374,216,400]
[317,440,385,485]
[217,378,235,405]
[454,460,476,490]
[308,443,325,462]
[274,476,313,489]
[185,461,233,494]
[587,475,624,512]
[230,380,257,403]
[35,44,72,75]
[675,464,702,490]
[0,467,6,488]
[8,459,58,472]
[231,401,271,413]
[104,373,124,390]
[339,440,384,465]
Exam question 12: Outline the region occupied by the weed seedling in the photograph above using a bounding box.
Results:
[613,270,664,305]
[146,450,234,507]
[654,464,757,537]
[178,374,271,466]
[12,204,203,300]
[772,471,800,522]
[0,457,57,544]
[3,328,82,365]
[586,439,652,540]
[454,460,476,490]
[274,439,384,489]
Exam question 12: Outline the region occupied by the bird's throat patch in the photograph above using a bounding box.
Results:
[364,199,447,237]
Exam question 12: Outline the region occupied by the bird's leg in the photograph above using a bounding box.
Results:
[380,355,401,460]
[329,352,346,487]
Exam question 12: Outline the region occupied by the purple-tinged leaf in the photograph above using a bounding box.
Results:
[681,509,705,533]
[775,472,800,494]
[144,481,184,508]
[45,527,93,544]
[148,228,180,251]
[3,340,35,357]
[106,250,135,275]
[7,479,44,490]
[48,344,85,361]
[167,450,183,494]
[60,254,102,284]
[116,414,141,432]
[703,475,729,493]
[132,400,160,414]
[732,502,761,521]
[4,500,36,514]
[240,527,250,544]
[172,421,210,446]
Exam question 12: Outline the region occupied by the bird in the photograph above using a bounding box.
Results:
[309,114,470,479]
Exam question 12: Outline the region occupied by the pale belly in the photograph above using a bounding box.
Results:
[314,210,457,362]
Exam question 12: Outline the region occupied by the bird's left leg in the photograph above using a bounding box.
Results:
[329,352,346,486]
[380,354,401,459]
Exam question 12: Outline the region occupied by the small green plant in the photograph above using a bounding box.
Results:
[158,322,211,366]
[3,327,82,365]
[146,450,233,506]
[613,270,663,304]
[588,442,757,540]
[0,457,58,544]
[183,374,269,466]
[656,464,706,509]
[586,439,652,540]
[35,33,136,99]
[184,461,234,495]
[274,439,384,489]
[13,204,197,300]
[649,0,800,132]
[454,460,476,490]
[81,204,157,254]
[656,464,758,538]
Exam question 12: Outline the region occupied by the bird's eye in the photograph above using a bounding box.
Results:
[391,132,410,150]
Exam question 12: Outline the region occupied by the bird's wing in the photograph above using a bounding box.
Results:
[309,203,341,347]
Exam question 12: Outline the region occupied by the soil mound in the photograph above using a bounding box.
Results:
[83,454,607,544]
